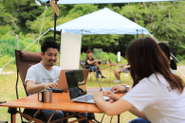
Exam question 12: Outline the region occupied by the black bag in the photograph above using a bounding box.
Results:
[23,108,47,122]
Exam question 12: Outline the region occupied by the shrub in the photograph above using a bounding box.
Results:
[0,25,12,35]
[80,52,87,61]
[0,55,15,68]
[102,52,109,61]
[176,55,184,61]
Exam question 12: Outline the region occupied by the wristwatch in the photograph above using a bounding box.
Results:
[125,86,130,92]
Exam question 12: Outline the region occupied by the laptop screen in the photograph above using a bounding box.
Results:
[65,70,87,99]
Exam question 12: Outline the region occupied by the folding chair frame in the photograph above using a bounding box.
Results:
[80,60,97,81]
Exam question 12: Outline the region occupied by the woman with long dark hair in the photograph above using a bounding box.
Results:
[93,37,185,122]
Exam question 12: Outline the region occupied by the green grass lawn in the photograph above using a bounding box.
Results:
[1,65,185,122]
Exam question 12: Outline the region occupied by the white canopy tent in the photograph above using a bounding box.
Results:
[48,8,151,69]
[50,8,149,35]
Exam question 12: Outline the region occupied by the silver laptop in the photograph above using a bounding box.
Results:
[65,69,109,103]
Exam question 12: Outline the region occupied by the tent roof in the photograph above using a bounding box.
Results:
[50,8,149,35]
[39,0,181,4]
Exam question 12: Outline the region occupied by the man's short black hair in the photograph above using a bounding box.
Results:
[41,40,60,54]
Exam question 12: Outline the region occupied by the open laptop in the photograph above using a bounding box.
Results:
[57,69,89,91]
[65,69,109,103]
[48,69,89,93]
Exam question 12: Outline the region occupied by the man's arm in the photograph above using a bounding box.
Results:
[26,81,57,94]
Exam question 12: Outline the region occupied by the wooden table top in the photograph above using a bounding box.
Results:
[0,88,124,113]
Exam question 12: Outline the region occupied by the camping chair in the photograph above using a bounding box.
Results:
[80,60,96,81]
[16,50,83,123]
[15,50,47,122]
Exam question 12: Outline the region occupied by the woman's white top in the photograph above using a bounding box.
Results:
[122,73,185,123]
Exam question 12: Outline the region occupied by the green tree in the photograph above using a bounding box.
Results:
[2,1,185,59]
[0,2,14,25]
[4,0,44,34]
[119,1,185,56]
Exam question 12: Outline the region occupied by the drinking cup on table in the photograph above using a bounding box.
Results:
[38,89,52,103]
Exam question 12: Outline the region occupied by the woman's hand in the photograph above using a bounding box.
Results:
[111,84,132,93]
[93,91,104,101]
[94,91,134,116]
[111,84,126,93]
[102,91,120,101]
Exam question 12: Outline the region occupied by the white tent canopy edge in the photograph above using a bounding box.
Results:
[49,8,149,35]
[38,0,182,4]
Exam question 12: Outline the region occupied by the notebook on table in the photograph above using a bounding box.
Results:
[65,69,110,103]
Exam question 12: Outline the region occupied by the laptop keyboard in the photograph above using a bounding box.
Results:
[76,95,94,101]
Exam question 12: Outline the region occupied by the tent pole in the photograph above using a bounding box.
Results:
[136,29,138,38]
[54,0,59,42]
[141,30,143,37]
[141,34,143,38]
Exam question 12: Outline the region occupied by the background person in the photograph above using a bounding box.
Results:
[93,37,185,123]
[113,64,130,83]
[158,42,177,74]
[85,49,106,80]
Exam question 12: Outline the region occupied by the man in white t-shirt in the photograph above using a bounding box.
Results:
[25,40,88,123]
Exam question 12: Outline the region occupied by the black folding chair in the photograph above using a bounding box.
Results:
[80,60,96,81]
